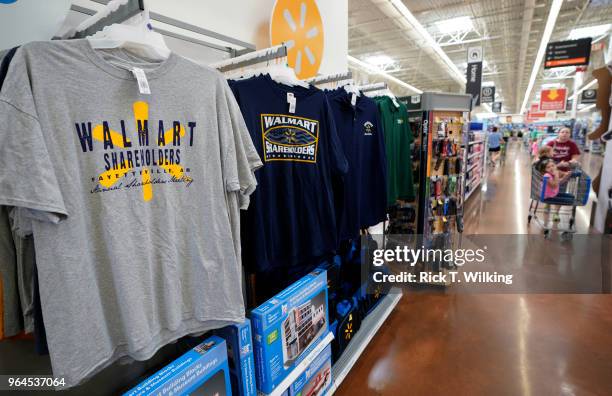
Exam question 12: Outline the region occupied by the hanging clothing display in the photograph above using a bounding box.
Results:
[375,96,415,205]
[0,47,28,340]
[326,88,387,239]
[230,74,348,273]
[0,40,262,387]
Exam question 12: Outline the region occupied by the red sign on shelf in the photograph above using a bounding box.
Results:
[539,88,567,111]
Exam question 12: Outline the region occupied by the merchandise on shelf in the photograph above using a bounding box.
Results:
[288,344,332,396]
[123,336,231,396]
[465,130,487,200]
[250,269,329,394]
[213,320,257,396]
[414,94,471,274]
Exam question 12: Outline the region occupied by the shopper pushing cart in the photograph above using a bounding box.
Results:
[527,158,591,240]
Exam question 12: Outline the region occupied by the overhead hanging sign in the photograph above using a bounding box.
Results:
[465,46,483,107]
[544,38,592,69]
[492,102,502,112]
[481,86,495,103]
[581,89,597,104]
[539,88,567,111]
[527,103,546,122]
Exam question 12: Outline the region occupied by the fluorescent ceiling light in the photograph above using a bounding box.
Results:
[388,0,466,85]
[482,81,495,86]
[520,0,563,114]
[348,55,423,94]
[436,16,473,34]
[568,24,610,40]
[542,83,563,88]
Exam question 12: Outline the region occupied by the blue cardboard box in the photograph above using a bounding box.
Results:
[250,269,329,394]
[289,344,332,396]
[213,320,257,396]
[123,336,232,396]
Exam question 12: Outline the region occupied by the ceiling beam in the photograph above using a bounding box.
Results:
[515,0,536,113]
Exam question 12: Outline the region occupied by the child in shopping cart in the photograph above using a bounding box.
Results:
[537,158,572,222]
[530,138,540,159]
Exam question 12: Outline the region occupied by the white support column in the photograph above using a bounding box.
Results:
[571,71,584,119]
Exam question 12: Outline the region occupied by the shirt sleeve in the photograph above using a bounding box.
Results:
[216,76,262,209]
[570,141,581,156]
[0,48,67,224]
[324,98,349,176]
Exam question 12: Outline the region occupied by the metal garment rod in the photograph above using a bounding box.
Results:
[307,71,353,85]
[359,82,388,93]
[68,4,235,53]
[212,45,288,73]
[88,0,255,50]
[70,0,144,39]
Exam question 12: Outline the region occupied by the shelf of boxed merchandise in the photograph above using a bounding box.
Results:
[328,290,403,394]
[264,332,335,396]
[465,176,482,201]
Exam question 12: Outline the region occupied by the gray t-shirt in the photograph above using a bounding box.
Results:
[0,40,261,387]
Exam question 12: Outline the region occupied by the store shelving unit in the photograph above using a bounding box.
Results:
[413,93,471,278]
[329,291,403,394]
[464,129,487,201]
[260,291,402,395]
[263,332,335,396]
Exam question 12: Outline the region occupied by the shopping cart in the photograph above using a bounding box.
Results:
[527,164,591,240]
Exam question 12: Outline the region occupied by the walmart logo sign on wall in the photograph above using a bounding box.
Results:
[0,0,71,49]
[270,0,348,79]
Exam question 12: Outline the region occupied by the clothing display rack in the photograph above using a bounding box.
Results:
[210,44,288,72]
[307,71,353,86]
[359,82,388,93]
[1,2,403,392]
[68,0,255,54]
[69,0,144,39]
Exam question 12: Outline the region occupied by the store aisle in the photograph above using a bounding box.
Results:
[335,139,612,396]
[464,139,601,235]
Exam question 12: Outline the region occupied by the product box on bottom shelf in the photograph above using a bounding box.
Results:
[250,269,329,394]
[213,319,256,396]
[288,344,332,396]
[123,335,231,396]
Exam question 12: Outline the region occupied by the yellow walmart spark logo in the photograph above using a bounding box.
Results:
[271,0,324,79]
[75,101,197,202]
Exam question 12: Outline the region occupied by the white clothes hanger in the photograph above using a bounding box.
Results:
[82,0,170,60]
[343,83,361,96]
[266,63,310,89]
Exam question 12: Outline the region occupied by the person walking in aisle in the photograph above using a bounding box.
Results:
[546,127,580,172]
[488,126,503,166]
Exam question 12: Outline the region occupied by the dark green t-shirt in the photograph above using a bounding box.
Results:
[375,96,415,205]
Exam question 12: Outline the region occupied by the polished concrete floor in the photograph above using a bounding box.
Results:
[336,141,612,396]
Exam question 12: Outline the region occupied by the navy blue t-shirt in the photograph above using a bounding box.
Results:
[327,89,387,239]
[231,75,348,272]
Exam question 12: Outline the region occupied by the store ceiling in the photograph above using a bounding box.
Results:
[348,0,612,113]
